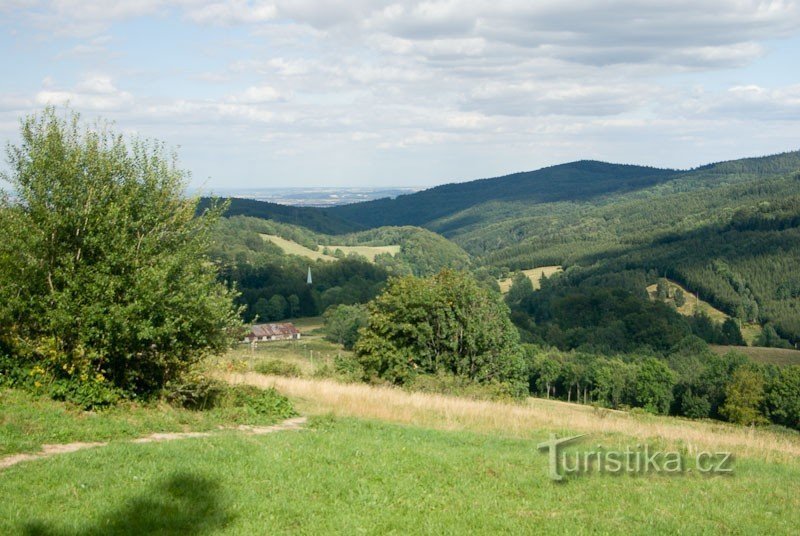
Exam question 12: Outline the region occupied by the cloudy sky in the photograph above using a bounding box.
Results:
[1,1,799,188]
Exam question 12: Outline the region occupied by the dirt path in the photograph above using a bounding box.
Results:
[0,416,307,471]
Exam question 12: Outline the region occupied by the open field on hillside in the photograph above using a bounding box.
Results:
[711,345,800,367]
[322,244,401,262]
[3,415,798,534]
[230,373,800,461]
[260,234,400,263]
[647,279,763,345]
[260,234,336,261]
[498,265,562,293]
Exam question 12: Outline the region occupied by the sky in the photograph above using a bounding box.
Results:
[1,1,799,189]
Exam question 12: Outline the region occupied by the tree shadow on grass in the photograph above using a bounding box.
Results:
[24,473,234,535]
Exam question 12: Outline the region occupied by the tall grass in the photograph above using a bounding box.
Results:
[227,372,800,461]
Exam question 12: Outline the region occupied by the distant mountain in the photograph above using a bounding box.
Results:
[326,160,680,228]
[197,197,362,235]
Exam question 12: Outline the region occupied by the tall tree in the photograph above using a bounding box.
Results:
[0,108,241,403]
[355,270,526,393]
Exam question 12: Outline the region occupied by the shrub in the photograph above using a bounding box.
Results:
[255,359,302,377]
[164,372,227,411]
[406,372,523,401]
[213,385,296,423]
[0,108,242,407]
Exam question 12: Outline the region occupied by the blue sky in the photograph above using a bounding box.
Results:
[1,1,799,189]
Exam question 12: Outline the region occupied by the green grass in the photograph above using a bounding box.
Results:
[2,417,798,534]
[0,387,291,457]
[226,337,351,376]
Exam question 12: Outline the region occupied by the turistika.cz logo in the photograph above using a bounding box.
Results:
[537,434,733,481]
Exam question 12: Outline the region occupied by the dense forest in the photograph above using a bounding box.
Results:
[326,151,800,345]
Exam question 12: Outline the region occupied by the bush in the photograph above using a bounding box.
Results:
[164,372,227,411]
[214,385,296,423]
[0,108,241,406]
[406,372,524,401]
[255,359,302,377]
[333,353,365,382]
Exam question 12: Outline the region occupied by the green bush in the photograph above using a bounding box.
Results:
[214,385,296,423]
[164,372,227,411]
[333,354,365,382]
[406,372,523,401]
[255,359,302,377]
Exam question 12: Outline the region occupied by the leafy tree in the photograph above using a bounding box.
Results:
[287,294,300,317]
[674,288,686,307]
[633,358,675,414]
[720,318,746,346]
[765,366,800,429]
[355,270,526,393]
[755,324,793,349]
[323,304,368,350]
[656,278,670,300]
[264,295,288,321]
[720,367,768,425]
[0,108,240,403]
[506,272,534,308]
[528,349,561,398]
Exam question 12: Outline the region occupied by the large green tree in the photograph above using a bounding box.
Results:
[0,108,241,402]
[354,270,526,393]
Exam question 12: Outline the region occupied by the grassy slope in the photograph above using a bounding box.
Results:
[498,266,562,293]
[710,345,800,367]
[260,234,402,264]
[646,279,763,345]
[2,408,798,534]
[0,388,291,457]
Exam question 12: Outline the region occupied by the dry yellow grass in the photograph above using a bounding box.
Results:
[226,372,800,462]
[498,266,562,293]
[260,234,335,261]
[323,244,401,262]
[260,234,400,264]
[646,279,763,344]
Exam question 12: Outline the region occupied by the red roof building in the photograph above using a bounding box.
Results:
[243,323,301,343]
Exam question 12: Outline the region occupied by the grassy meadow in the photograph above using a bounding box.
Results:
[259,234,400,264]
[2,387,799,534]
[498,265,563,293]
[710,345,800,367]
[3,334,800,534]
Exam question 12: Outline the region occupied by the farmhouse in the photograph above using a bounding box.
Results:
[244,323,301,343]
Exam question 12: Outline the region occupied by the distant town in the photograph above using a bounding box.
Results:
[201,187,420,207]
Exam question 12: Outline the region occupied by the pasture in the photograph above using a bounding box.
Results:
[498,265,563,293]
[259,234,400,264]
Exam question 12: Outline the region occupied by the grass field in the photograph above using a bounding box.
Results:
[710,345,800,367]
[2,383,799,534]
[4,336,800,533]
[260,234,336,261]
[260,234,400,264]
[498,266,562,293]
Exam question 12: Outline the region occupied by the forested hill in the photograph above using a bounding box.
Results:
[326,160,680,228]
[327,152,800,231]
[197,197,362,235]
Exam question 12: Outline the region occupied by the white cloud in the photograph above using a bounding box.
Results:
[2,1,800,186]
[34,75,134,111]
[186,1,276,25]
